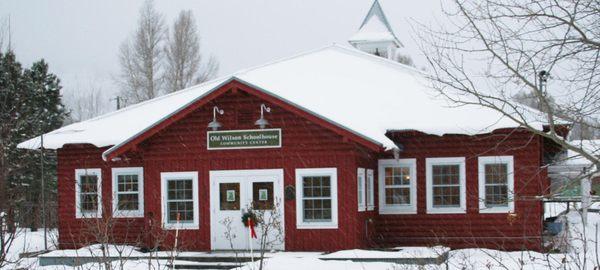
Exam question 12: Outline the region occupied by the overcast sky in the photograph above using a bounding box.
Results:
[0,0,442,109]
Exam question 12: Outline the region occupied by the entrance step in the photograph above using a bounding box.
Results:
[167,261,242,270]
[168,258,261,270]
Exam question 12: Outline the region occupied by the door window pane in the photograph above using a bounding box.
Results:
[220,183,240,210]
[252,182,274,210]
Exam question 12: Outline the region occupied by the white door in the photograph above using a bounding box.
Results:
[210,169,284,250]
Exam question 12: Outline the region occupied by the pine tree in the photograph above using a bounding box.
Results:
[0,51,67,229]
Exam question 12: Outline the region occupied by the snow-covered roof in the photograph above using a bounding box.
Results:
[348,0,402,46]
[18,45,548,156]
[565,140,600,165]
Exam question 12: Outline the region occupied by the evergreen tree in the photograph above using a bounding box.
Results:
[0,51,67,229]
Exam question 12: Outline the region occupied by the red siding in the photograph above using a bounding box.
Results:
[56,88,374,251]
[54,81,548,252]
[377,130,547,251]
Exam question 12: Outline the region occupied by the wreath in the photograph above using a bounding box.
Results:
[241,211,257,227]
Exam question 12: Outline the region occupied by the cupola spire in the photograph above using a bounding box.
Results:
[348,0,402,60]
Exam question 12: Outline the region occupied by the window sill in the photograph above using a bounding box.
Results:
[479,207,513,214]
[113,211,144,218]
[163,223,199,230]
[367,206,375,211]
[426,207,466,214]
[379,206,416,215]
[75,213,101,219]
[296,223,338,230]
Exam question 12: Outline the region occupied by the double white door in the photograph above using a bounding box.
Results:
[210,169,284,250]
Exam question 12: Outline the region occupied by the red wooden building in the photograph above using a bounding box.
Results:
[19,1,558,252]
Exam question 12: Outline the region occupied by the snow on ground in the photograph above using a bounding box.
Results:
[5,211,600,269]
[1,228,57,270]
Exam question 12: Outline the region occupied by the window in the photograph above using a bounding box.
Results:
[426,157,466,214]
[366,169,375,210]
[478,156,514,213]
[357,168,366,211]
[378,159,417,214]
[219,183,240,210]
[161,172,199,230]
[112,167,144,218]
[75,168,102,218]
[252,182,274,210]
[295,168,338,229]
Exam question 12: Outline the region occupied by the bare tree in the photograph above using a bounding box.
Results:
[63,79,111,123]
[417,0,600,179]
[0,16,7,53]
[164,10,218,93]
[117,0,166,105]
[0,212,21,269]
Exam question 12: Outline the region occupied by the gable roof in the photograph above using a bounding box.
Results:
[18,45,550,159]
[348,0,402,46]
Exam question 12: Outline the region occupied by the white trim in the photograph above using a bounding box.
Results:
[206,128,282,150]
[378,159,417,214]
[75,168,102,219]
[366,169,375,211]
[357,168,366,212]
[478,156,515,213]
[426,157,466,214]
[111,167,144,218]
[161,171,199,230]
[295,168,338,229]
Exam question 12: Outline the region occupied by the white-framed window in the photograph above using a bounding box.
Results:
[75,168,102,219]
[357,168,366,211]
[295,168,338,229]
[112,167,144,218]
[378,159,417,214]
[161,172,199,230]
[478,156,515,213]
[366,169,375,211]
[426,157,466,214]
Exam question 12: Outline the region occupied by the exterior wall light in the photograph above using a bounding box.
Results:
[207,106,224,131]
[255,104,271,129]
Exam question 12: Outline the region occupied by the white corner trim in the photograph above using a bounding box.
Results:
[378,159,417,214]
[426,157,466,214]
[366,169,375,211]
[478,156,515,213]
[111,167,144,218]
[75,168,102,219]
[357,168,366,212]
[161,171,199,230]
[295,168,338,229]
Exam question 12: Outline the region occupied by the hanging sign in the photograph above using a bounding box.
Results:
[207,129,282,150]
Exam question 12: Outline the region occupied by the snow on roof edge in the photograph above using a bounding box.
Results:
[100,77,238,160]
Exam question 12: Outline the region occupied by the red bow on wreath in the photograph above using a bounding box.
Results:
[248,217,257,239]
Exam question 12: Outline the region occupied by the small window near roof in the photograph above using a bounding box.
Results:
[378,159,417,214]
[295,168,338,229]
[75,168,102,218]
[112,167,144,218]
[426,157,466,214]
[478,156,514,213]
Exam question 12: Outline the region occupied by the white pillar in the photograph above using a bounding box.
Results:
[581,169,591,225]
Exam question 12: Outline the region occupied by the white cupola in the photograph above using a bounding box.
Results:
[348,0,402,60]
